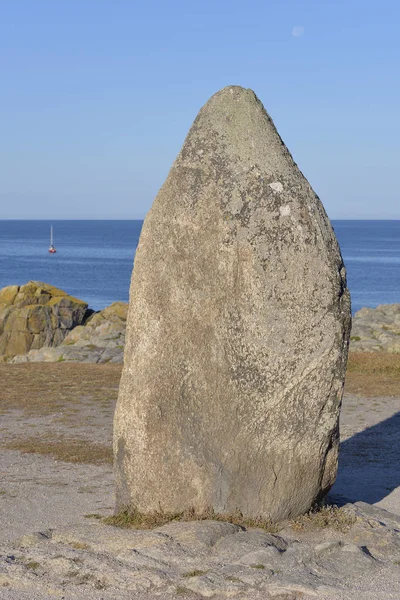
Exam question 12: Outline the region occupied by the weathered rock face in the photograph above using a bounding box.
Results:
[3,502,400,599]
[350,304,400,352]
[0,281,88,360]
[114,86,351,521]
[11,301,128,364]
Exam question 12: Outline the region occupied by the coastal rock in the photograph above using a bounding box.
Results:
[11,301,128,364]
[0,281,88,360]
[350,304,400,352]
[1,502,399,599]
[114,86,351,521]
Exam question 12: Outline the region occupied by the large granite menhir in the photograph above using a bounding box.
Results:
[114,86,351,521]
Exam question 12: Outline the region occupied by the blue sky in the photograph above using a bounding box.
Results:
[1,0,399,219]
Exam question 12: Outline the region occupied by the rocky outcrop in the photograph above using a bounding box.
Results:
[350,304,400,352]
[1,502,399,599]
[11,302,127,364]
[0,281,88,360]
[114,86,351,521]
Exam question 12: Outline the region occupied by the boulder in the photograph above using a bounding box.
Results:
[350,304,400,352]
[11,301,128,364]
[0,281,88,360]
[114,86,351,521]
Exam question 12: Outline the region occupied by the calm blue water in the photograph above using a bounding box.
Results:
[0,220,399,313]
[333,220,400,313]
[0,221,142,311]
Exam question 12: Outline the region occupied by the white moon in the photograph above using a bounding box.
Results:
[292,25,305,37]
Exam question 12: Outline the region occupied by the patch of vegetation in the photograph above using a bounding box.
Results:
[182,570,207,578]
[103,506,183,529]
[57,354,65,362]
[103,505,281,532]
[350,336,361,341]
[84,513,103,520]
[66,569,93,585]
[345,352,400,397]
[250,564,265,569]
[68,541,91,550]
[176,585,192,595]
[104,503,355,534]
[3,435,113,465]
[290,505,356,533]
[25,561,41,570]
[0,363,121,418]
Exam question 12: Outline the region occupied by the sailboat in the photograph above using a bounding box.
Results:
[48,225,56,254]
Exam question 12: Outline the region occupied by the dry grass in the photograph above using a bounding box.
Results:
[0,363,121,464]
[175,586,192,596]
[103,505,281,532]
[0,362,122,416]
[25,561,41,571]
[345,352,400,397]
[290,505,356,533]
[68,541,91,550]
[3,434,113,465]
[104,503,355,534]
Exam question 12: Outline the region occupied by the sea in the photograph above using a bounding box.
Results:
[0,220,399,314]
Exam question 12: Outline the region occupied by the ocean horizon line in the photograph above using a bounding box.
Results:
[2,218,400,222]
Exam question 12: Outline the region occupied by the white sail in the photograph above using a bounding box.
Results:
[49,225,56,253]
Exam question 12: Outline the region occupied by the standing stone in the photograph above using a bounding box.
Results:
[114,86,351,521]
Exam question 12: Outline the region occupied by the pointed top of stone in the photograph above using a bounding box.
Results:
[197,84,267,119]
[176,85,295,179]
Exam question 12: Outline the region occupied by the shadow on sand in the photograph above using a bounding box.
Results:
[329,411,400,506]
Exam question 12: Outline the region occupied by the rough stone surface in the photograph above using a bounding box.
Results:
[114,86,351,521]
[0,281,88,360]
[0,503,399,599]
[350,304,400,352]
[11,301,128,364]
